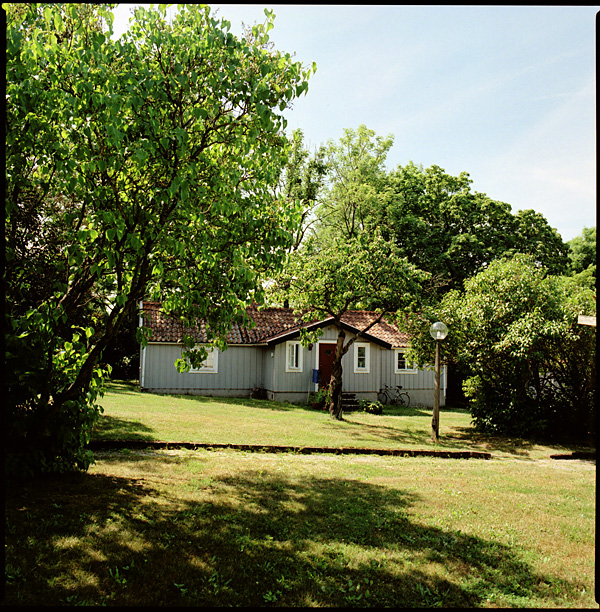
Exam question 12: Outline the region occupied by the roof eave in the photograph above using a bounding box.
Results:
[264,317,334,346]
[265,318,393,349]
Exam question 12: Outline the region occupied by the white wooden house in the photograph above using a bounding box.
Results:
[139,301,446,407]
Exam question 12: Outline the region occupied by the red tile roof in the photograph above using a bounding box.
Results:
[141,302,409,348]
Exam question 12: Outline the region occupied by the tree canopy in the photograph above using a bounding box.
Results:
[404,254,595,440]
[275,125,582,424]
[306,126,571,299]
[276,233,426,419]
[5,3,315,475]
[567,226,596,287]
[314,125,394,244]
[373,163,570,294]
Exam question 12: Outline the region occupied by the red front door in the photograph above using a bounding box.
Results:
[318,343,337,388]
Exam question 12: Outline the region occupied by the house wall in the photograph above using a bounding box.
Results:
[379,348,446,407]
[266,341,315,402]
[262,346,275,397]
[268,325,446,407]
[141,343,263,397]
[140,327,446,407]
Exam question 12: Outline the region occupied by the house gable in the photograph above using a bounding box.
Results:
[264,318,394,349]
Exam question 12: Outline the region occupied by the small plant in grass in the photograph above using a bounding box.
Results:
[5,564,24,585]
[310,385,332,410]
[263,589,282,603]
[109,565,128,586]
[173,582,188,596]
[359,399,383,415]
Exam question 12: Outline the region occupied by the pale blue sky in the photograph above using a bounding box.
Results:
[112,4,597,242]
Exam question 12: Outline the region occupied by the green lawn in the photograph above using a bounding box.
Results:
[92,380,592,460]
[4,382,596,608]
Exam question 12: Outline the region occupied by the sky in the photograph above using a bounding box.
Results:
[111,4,597,242]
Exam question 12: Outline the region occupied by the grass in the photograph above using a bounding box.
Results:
[4,381,596,607]
[92,380,593,460]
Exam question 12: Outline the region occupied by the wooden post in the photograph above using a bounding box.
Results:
[431,340,440,443]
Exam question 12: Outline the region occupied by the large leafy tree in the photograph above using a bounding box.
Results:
[271,125,426,419]
[313,128,570,299]
[277,129,328,252]
[314,124,394,243]
[5,3,315,475]
[405,255,595,440]
[373,162,570,295]
[277,233,427,420]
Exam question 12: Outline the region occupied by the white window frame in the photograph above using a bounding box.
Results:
[285,340,303,372]
[188,346,218,373]
[394,349,417,374]
[353,342,370,373]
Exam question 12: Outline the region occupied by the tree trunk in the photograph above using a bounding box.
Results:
[329,358,344,420]
[328,329,346,420]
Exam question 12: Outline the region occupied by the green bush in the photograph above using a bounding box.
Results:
[446,255,596,441]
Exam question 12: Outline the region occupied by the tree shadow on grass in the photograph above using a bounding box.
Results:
[380,405,433,417]
[92,415,156,441]
[105,380,140,395]
[164,393,312,413]
[5,453,586,608]
[448,427,539,457]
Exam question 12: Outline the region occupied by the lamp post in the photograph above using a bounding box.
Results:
[429,322,448,443]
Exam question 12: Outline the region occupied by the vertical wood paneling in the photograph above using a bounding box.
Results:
[144,344,263,391]
[142,334,445,398]
[272,342,313,393]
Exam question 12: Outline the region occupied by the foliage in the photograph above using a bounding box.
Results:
[407,254,595,439]
[371,162,571,296]
[278,129,328,251]
[272,126,428,419]
[310,385,332,407]
[314,124,394,243]
[5,3,314,475]
[567,226,596,287]
[276,232,427,419]
[506,209,571,275]
[100,301,140,379]
[308,127,570,306]
[359,399,384,415]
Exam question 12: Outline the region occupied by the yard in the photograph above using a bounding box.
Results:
[4,381,596,607]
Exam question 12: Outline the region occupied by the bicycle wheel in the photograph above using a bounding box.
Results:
[398,392,410,407]
[377,391,388,405]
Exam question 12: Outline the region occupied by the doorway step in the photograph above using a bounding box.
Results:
[342,392,359,412]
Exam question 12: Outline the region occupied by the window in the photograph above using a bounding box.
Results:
[395,349,416,374]
[188,346,218,373]
[354,342,370,373]
[286,341,303,372]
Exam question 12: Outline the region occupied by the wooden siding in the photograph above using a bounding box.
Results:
[270,341,314,394]
[379,348,445,392]
[140,324,446,406]
[142,343,263,392]
[262,347,275,393]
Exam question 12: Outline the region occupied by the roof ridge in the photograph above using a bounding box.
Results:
[141,302,408,346]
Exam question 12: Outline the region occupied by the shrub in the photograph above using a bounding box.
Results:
[359,399,383,415]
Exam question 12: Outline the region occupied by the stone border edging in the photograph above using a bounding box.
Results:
[89,440,493,459]
[549,451,596,460]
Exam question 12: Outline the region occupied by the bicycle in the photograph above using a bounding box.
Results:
[377,384,410,407]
